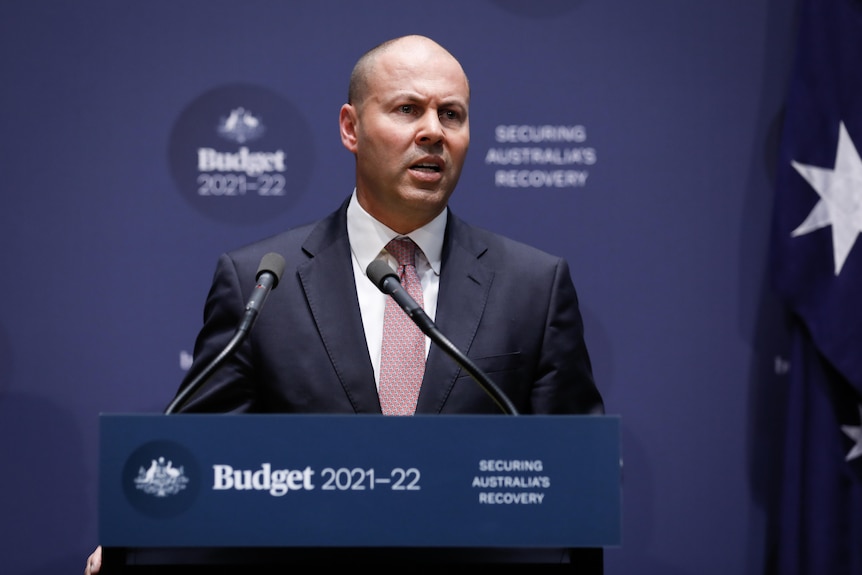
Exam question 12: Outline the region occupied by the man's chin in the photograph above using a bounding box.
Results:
[401,186,452,208]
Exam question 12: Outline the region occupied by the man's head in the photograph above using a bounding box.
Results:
[339,35,470,234]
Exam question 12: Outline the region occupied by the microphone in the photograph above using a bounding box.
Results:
[238,252,287,334]
[366,259,519,416]
[165,252,287,414]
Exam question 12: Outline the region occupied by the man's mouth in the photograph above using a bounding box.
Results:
[410,157,444,173]
[411,163,441,172]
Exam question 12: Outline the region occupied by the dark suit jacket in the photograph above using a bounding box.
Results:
[176,197,602,415]
[160,198,605,566]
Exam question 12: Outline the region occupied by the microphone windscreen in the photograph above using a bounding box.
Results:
[257,252,287,287]
[366,259,398,291]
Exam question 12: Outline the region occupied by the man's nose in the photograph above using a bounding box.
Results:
[415,111,444,145]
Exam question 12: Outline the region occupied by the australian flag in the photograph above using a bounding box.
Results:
[768,0,862,573]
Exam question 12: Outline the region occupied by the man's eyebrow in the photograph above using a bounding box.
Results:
[385,91,467,107]
[440,98,468,109]
[386,91,423,101]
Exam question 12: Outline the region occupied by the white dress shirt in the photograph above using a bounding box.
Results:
[346,191,446,388]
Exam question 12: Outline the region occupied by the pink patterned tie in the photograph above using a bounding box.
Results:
[379,238,426,415]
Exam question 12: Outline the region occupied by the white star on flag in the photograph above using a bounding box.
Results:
[841,404,862,462]
[790,122,862,275]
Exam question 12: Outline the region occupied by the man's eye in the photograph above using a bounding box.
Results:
[399,105,414,114]
[441,110,461,122]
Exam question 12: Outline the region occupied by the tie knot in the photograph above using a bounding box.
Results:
[386,237,417,268]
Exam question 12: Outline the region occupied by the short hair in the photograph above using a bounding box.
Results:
[347,37,401,107]
[347,35,469,108]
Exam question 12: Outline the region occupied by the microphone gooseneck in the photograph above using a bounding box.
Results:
[165,252,287,414]
[366,259,519,416]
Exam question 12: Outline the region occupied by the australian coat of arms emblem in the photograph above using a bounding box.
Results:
[134,456,190,497]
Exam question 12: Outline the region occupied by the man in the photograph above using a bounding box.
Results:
[86,34,602,571]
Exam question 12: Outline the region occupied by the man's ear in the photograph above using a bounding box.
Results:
[339,104,359,153]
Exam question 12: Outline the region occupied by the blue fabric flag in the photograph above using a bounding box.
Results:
[769,0,862,573]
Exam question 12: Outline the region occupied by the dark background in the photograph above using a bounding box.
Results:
[0,1,797,573]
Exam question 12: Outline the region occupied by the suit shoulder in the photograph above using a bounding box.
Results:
[216,230,301,277]
[224,200,347,266]
[453,218,564,270]
[227,221,317,261]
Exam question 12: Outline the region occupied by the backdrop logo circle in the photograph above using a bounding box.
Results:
[169,84,314,224]
[122,440,201,518]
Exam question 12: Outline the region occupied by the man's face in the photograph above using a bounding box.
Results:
[340,38,470,234]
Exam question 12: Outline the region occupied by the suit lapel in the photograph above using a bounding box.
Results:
[416,216,493,413]
[297,202,382,413]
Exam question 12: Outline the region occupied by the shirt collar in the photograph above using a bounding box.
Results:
[347,190,446,275]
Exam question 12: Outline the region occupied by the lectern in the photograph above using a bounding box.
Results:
[99,414,620,571]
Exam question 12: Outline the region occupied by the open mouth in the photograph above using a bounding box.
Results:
[410,157,444,173]
[411,163,441,173]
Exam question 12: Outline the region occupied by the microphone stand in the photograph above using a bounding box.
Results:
[367,260,519,416]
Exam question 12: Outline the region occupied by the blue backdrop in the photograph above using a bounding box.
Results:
[0,1,799,573]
